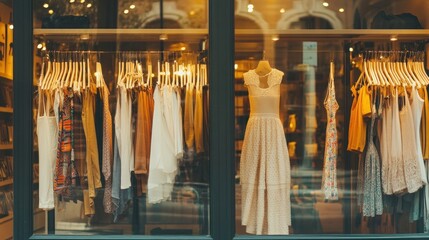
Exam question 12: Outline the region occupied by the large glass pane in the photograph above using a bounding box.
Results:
[0,0,13,239]
[234,0,429,236]
[33,0,209,236]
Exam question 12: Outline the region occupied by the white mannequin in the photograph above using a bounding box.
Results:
[255,60,272,76]
[254,60,273,88]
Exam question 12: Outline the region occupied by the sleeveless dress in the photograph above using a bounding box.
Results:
[399,88,424,194]
[362,91,382,217]
[240,68,291,235]
[322,62,339,201]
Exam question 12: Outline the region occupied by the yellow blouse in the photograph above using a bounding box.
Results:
[348,85,371,153]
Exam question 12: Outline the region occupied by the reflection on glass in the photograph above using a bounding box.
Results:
[32,0,210,236]
[235,0,429,236]
[33,0,208,29]
[233,0,428,30]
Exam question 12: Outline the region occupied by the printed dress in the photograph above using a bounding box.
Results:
[240,68,291,235]
[322,62,339,201]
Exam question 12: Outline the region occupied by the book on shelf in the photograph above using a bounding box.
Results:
[0,155,13,181]
[0,86,12,107]
[0,120,12,144]
[0,192,8,218]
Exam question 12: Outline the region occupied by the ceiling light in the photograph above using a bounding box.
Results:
[322,2,329,7]
[48,9,54,14]
[247,3,254,13]
[80,34,90,40]
[280,8,285,13]
[339,8,345,13]
[37,43,43,49]
[272,35,279,41]
[43,3,49,8]
[130,4,135,9]
[86,3,92,8]
[8,24,13,30]
[390,35,398,41]
[159,34,168,41]
[124,9,129,14]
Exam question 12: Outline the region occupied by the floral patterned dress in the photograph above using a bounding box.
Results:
[322,62,339,201]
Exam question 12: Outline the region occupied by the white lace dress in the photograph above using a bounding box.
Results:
[240,68,291,235]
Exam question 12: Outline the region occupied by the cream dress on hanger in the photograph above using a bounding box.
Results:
[240,68,291,235]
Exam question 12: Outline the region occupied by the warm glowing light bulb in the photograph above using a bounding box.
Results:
[247,3,254,13]
[390,36,398,41]
[43,3,49,8]
[70,0,75,2]
[42,46,47,51]
[349,47,354,52]
[80,0,85,3]
[339,8,345,13]
[8,25,13,30]
[130,4,135,9]
[322,2,329,7]
[48,9,54,14]
[180,47,186,51]
[234,64,238,70]
[272,35,279,41]
[190,10,195,15]
[124,9,129,14]
[37,43,43,49]
[87,3,92,8]
[280,8,285,13]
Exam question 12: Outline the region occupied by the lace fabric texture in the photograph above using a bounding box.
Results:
[240,69,291,235]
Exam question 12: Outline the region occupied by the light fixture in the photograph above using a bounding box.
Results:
[280,8,285,13]
[80,34,90,40]
[130,4,135,9]
[339,8,345,13]
[390,35,398,41]
[8,25,13,30]
[180,46,186,51]
[43,3,49,8]
[272,35,279,41]
[48,9,54,14]
[37,43,43,49]
[247,3,254,13]
[124,9,129,14]
[322,2,329,7]
[159,34,168,41]
[80,0,85,3]
[42,46,46,51]
[86,3,92,8]
[234,64,238,70]
[70,0,75,2]
[349,47,354,52]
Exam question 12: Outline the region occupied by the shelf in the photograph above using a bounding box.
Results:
[34,29,429,41]
[235,29,429,40]
[0,107,13,113]
[0,179,12,187]
[0,144,13,150]
[0,212,12,224]
[34,28,208,42]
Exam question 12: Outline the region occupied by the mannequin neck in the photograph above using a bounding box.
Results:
[255,60,272,76]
